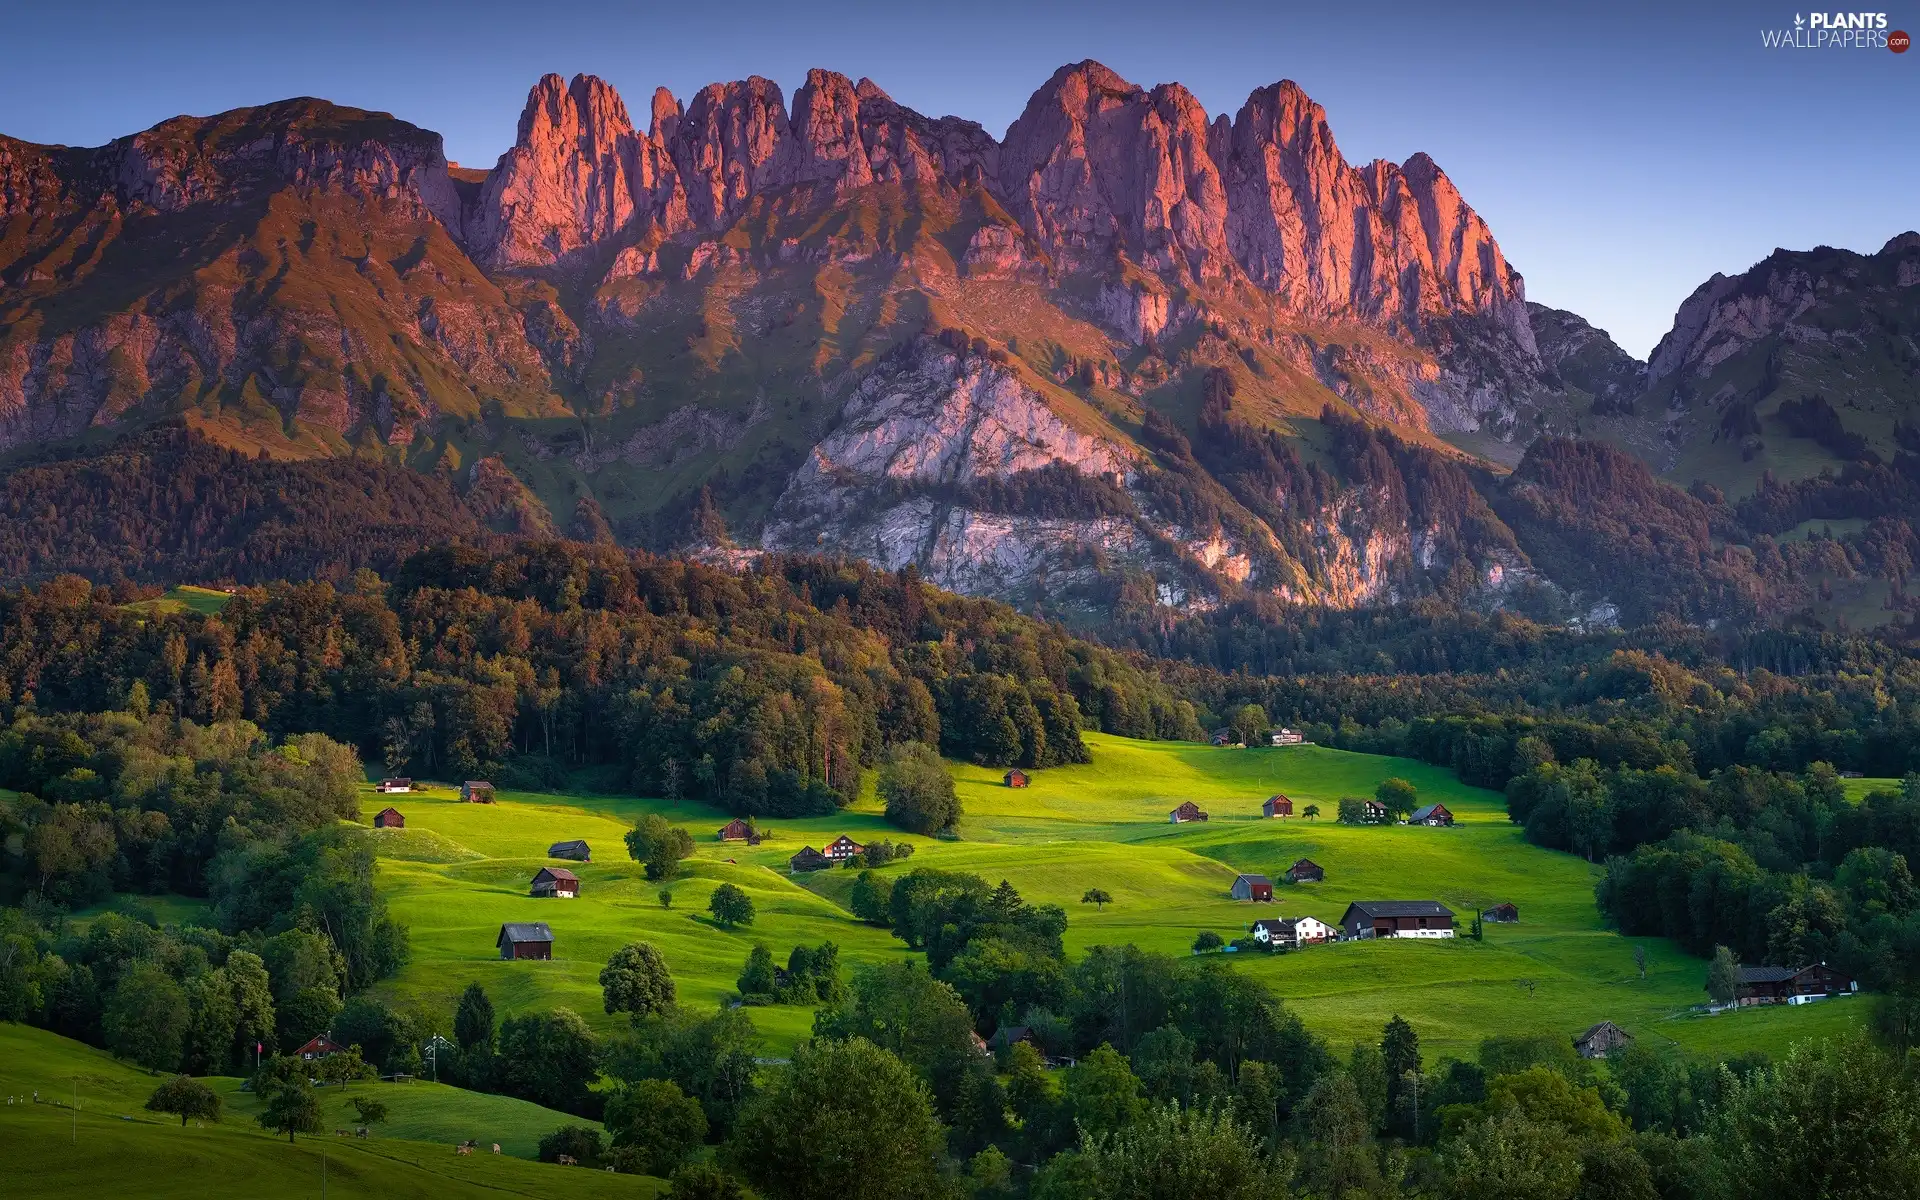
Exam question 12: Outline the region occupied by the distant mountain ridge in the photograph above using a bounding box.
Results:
[0,62,1915,629]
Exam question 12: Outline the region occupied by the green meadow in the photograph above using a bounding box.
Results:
[364,734,1864,1061]
[121,584,235,617]
[0,1024,658,1199]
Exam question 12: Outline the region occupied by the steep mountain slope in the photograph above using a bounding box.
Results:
[0,61,1590,612]
[1642,234,1920,497]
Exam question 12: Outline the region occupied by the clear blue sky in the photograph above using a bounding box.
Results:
[2,0,1913,357]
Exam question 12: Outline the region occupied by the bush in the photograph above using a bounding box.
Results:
[666,1163,749,1200]
[607,1078,708,1176]
[626,815,695,882]
[1192,931,1225,953]
[145,1076,221,1126]
[879,743,962,834]
[601,943,676,1019]
[709,883,755,929]
[538,1123,605,1165]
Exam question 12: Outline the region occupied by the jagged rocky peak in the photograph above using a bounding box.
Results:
[460,58,1529,353]
[997,61,1229,282]
[469,72,685,268]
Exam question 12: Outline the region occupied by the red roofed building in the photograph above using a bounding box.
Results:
[295,1035,344,1062]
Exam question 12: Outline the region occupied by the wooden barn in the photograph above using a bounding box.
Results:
[1004,769,1030,788]
[1270,728,1305,746]
[547,839,591,862]
[375,778,412,794]
[372,807,405,829]
[1168,801,1210,824]
[1231,873,1274,902]
[717,818,761,844]
[1483,902,1520,923]
[497,922,554,960]
[1262,794,1293,818]
[1409,803,1455,827]
[1285,858,1324,883]
[531,867,579,899]
[822,834,865,862]
[1340,900,1456,940]
[789,846,832,873]
[1734,962,1858,1006]
[1574,1021,1632,1059]
[461,780,496,804]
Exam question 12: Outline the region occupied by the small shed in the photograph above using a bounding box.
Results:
[1574,1021,1632,1059]
[375,778,412,794]
[548,839,591,862]
[1231,874,1274,902]
[1169,801,1210,824]
[822,834,865,861]
[1209,728,1234,747]
[497,922,554,960]
[1285,858,1325,883]
[790,846,832,873]
[717,818,761,844]
[461,780,496,804]
[1483,902,1520,924]
[1004,769,1030,788]
[1409,803,1455,827]
[372,807,405,829]
[1262,795,1293,818]
[295,1035,344,1061]
[531,867,579,899]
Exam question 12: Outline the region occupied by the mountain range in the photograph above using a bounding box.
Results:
[2,61,1917,629]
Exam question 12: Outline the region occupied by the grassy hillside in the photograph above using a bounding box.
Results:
[0,1024,657,1199]
[365,735,1864,1060]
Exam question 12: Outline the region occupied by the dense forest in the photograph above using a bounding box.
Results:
[1,540,1919,1195]
[0,546,1199,826]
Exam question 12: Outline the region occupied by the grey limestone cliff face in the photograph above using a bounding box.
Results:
[760,343,1157,597]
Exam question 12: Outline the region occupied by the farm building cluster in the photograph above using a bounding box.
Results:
[790,834,865,872]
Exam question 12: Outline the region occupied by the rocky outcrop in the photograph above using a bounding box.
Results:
[107,100,462,228]
[468,74,686,268]
[1220,82,1531,345]
[996,62,1229,283]
[1647,234,1920,383]
[762,341,1152,595]
[1528,303,1646,406]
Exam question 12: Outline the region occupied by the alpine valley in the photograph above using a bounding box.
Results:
[4,61,1919,631]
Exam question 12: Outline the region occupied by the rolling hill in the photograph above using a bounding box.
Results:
[0,1024,658,1199]
[361,734,1865,1061]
